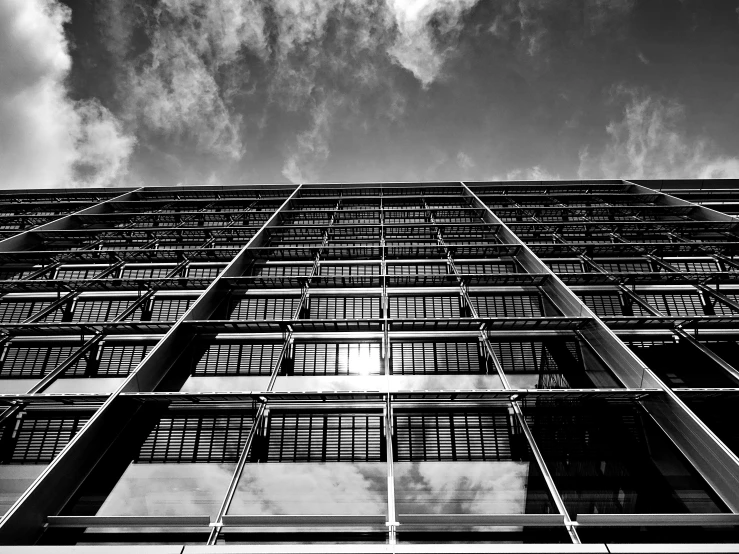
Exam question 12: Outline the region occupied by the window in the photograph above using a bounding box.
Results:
[193,342,281,375]
[150,298,193,320]
[579,294,623,316]
[310,296,380,319]
[97,343,155,376]
[390,296,459,318]
[394,411,513,461]
[639,293,705,316]
[266,412,383,462]
[230,296,299,320]
[293,342,382,375]
[391,341,480,374]
[136,413,253,463]
[470,295,541,317]
[10,414,89,464]
[73,299,134,322]
[1,345,76,378]
[0,300,53,323]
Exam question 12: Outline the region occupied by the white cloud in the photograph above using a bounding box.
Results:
[282,97,336,183]
[505,166,560,180]
[0,0,133,189]
[119,0,268,161]
[456,151,475,171]
[388,0,479,87]
[579,88,739,180]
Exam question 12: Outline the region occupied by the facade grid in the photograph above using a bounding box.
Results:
[0,181,737,552]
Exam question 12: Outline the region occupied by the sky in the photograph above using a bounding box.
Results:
[1,0,739,189]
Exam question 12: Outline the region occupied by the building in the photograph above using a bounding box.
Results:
[0,180,737,552]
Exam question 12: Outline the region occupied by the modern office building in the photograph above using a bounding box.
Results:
[0,180,737,553]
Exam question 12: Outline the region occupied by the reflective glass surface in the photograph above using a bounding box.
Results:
[97,463,235,518]
[45,378,125,394]
[228,462,387,516]
[525,400,728,516]
[0,465,45,515]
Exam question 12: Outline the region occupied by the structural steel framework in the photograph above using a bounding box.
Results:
[0,180,737,552]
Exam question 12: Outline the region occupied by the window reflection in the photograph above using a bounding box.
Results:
[524,399,728,516]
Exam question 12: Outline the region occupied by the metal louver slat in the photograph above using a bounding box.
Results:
[471,295,541,317]
[73,300,134,322]
[267,412,383,462]
[294,343,382,375]
[394,411,513,462]
[0,300,52,323]
[391,342,480,374]
[579,294,622,317]
[311,297,381,319]
[11,416,89,464]
[1,346,76,378]
[230,297,300,320]
[136,414,253,463]
[389,296,460,318]
[150,298,194,321]
[97,344,155,376]
[194,343,281,375]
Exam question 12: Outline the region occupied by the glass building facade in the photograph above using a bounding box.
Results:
[0,180,737,552]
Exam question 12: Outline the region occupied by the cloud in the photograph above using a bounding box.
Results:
[0,0,134,189]
[503,166,560,181]
[119,0,267,161]
[456,151,475,171]
[579,87,739,179]
[387,0,480,87]
[282,96,336,183]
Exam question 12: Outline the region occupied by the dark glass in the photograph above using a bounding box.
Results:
[628,341,739,388]
[524,399,728,517]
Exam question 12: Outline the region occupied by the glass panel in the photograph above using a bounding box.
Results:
[0,379,38,393]
[97,463,235,518]
[524,399,728,516]
[228,462,387,516]
[393,410,554,519]
[45,378,125,394]
[0,465,45,515]
[273,375,388,392]
[387,375,503,391]
[180,376,271,392]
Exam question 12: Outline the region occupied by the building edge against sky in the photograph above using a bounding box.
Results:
[0,179,736,552]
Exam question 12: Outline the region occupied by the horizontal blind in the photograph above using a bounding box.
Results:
[579,294,622,316]
[150,298,194,320]
[121,267,172,279]
[470,295,541,317]
[547,262,582,273]
[389,296,459,318]
[187,266,222,279]
[98,344,155,376]
[0,300,52,323]
[267,412,383,462]
[73,300,134,322]
[320,264,380,276]
[455,262,516,274]
[254,265,312,277]
[294,343,382,375]
[11,415,89,463]
[394,411,512,462]
[391,342,480,374]
[194,343,281,375]
[1,346,76,378]
[386,264,446,275]
[136,414,253,463]
[230,297,300,320]
[311,297,381,319]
